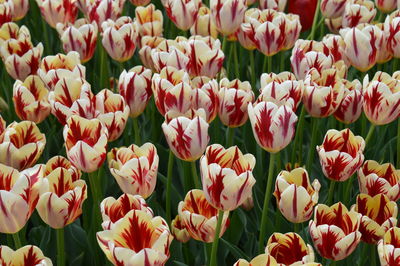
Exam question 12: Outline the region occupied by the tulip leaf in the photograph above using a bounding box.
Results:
[220,238,250,261]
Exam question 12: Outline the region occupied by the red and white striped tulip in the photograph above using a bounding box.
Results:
[375,23,393,64]
[0,115,5,141]
[171,215,191,243]
[210,0,247,36]
[191,76,219,123]
[130,0,150,5]
[281,13,302,51]
[334,79,363,124]
[150,39,189,73]
[36,0,78,28]
[342,0,376,28]
[135,4,164,37]
[237,8,259,51]
[0,22,30,43]
[385,11,400,58]
[322,34,349,66]
[10,0,29,21]
[0,245,53,265]
[163,0,201,31]
[376,0,397,12]
[87,0,125,26]
[321,0,347,19]
[190,6,219,39]
[378,227,400,266]
[0,0,13,26]
[233,254,280,266]
[44,155,81,182]
[138,36,165,70]
[259,0,286,10]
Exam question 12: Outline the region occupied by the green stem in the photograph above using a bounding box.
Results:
[166,150,174,224]
[233,42,240,79]
[226,43,234,79]
[291,106,306,165]
[12,232,22,249]
[308,0,321,41]
[327,180,336,205]
[209,210,224,266]
[88,170,101,231]
[258,153,277,253]
[393,58,399,74]
[221,36,228,54]
[99,46,109,89]
[371,243,376,266]
[56,228,65,266]
[398,119,400,168]
[226,127,235,147]
[343,175,354,205]
[133,117,141,145]
[191,161,201,189]
[41,19,50,54]
[280,51,285,72]
[267,56,272,73]
[365,124,376,147]
[293,223,300,233]
[249,50,256,92]
[306,118,319,172]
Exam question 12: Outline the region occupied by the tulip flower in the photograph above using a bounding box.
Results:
[237,8,259,51]
[273,167,320,223]
[36,158,87,229]
[0,245,53,265]
[210,0,247,36]
[259,0,286,10]
[281,14,302,51]
[162,109,209,162]
[218,78,254,128]
[150,39,189,73]
[325,16,343,33]
[378,227,400,265]
[191,76,219,123]
[0,0,13,26]
[352,193,397,244]
[265,232,316,265]
[138,36,165,70]
[0,115,5,141]
[342,0,376,28]
[200,144,256,211]
[363,71,400,125]
[190,6,218,39]
[100,193,154,230]
[178,189,230,242]
[334,79,363,124]
[130,0,150,5]
[321,0,347,19]
[63,115,108,173]
[317,128,365,182]
[9,0,28,21]
[38,51,86,90]
[0,121,46,170]
[309,202,362,261]
[44,155,81,182]
[135,4,164,37]
[108,143,159,198]
[163,0,201,31]
[87,0,125,26]
[36,0,78,28]
[375,0,397,12]
[321,34,349,66]
[0,164,46,233]
[375,23,393,64]
[233,254,279,266]
[97,210,173,265]
[118,66,152,118]
[358,160,400,201]
[386,11,400,58]
[13,75,51,123]
[171,215,191,243]
[101,17,137,62]
[56,19,98,63]
[0,22,30,43]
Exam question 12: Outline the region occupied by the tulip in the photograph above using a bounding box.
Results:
[87,0,125,26]
[342,0,376,28]
[233,254,279,266]
[150,39,189,73]
[36,158,87,229]
[162,109,209,161]
[171,215,191,243]
[218,78,254,128]
[265,232,316,265]
[309,202,362,261]
[386,11,400,58]
[375,0,397,12]
[334,79,363,124]
[36,0,78,28]
[321,34,349,66]
[358,160,400,201]
[237,8,259,51]
[0,22,30,43]
[190,6,218,39]
[325,16,343,33]
[44,155,81,182]
[0,121,46,170]
[191,76,219,123]
[0,0,13,26]
[273,167,320,223]
[375,23,393,64]
[138,36,165,70]
[130,0,150,5]
[259,0,287,10]
[135,4,164,37]
[321,0,347,19]
[101,17,137,62]
[56,19,98,63]
[281,14,302,51]
[13,75,51,123]
[100,193,154,230]
[317,128,365,182]
[63,115,108,173]
[352,193,397,244]
[10,0,29,21]
[163,0,201,31]
[0,245,53,265]
[108,143,159,198]
[0,164,46,233]
[178,189,230,242]
[200,144,256,211]
[0,115,5,141]
[97,210,173,265]
[210,0,247,36]
[38,51,86,90]
[363,71,400,125]
[378,227,400,265]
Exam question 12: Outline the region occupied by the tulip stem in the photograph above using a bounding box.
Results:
[56,228,65,266]
[88,171,102,232]
[364,124,376,147]
[12,232,22,249]
[191,161,200,189]
[293,223,299,233]
[397,118,400,168]
[132,117,141,145]
[249,50,256,91]
[306,118,319,173]
[209,210,224,266]
[233,42,240,79]
[291,106,306,165]
[99,46,109,89]
[258,152,277,253]
[326,180,336,205]
[166,150,174,224]
[226,127,235,147]
[308,0,321,41]
[280,51,285,72]
[264,56,272,73]
[343,175,354,205]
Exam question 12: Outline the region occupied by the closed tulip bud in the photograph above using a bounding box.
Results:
[190,6,219,39]
[254,9,285,56]
[385,11,400,58]
[0,0,13,26]
[130,0,150,5]
[191,76,219,123]
[234,254,279,266]
[56,19,98,63]
[325,16,343,33]
[321,0,347,19]
[334,79,363,124]
[138,36,165,70]
[358,160,400,201]
[0,121,46,170]
[150,39,189,72]
[218,78,254,128]
[274,168,320,223]
[0,22,30,43]
[201,144,256,211]
[259,0,287,10]
[38,51,86,90]
[100,193,154,230]
[63,115,108,173]
[322,34,349,66]
[342,0,376,28]
[135,4,163,37]
[36,0,78,28]
[108,143,159,198]
[87,0,125,26]
[10,0,29,21]
[265,232,316,265]
[248,101,298,153]
[237,8,259,51]
[375,0,397,12]
[163,0,201,31]
[13,75,50,123]
[309,202,362,261]
[178,189,230,242]
[97,210,173,265]
[0,115,5,141]
[101,17,138,62]
[352,193,397,244]
[0,164,47,233]
[378,227,400,265]
[0,245,53,265]
[171,215,191,243]
[375,23,393,64]
[44,155,81,182]
[363,71,400,125]
[210,0,247,36]
[277,14,301,51]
